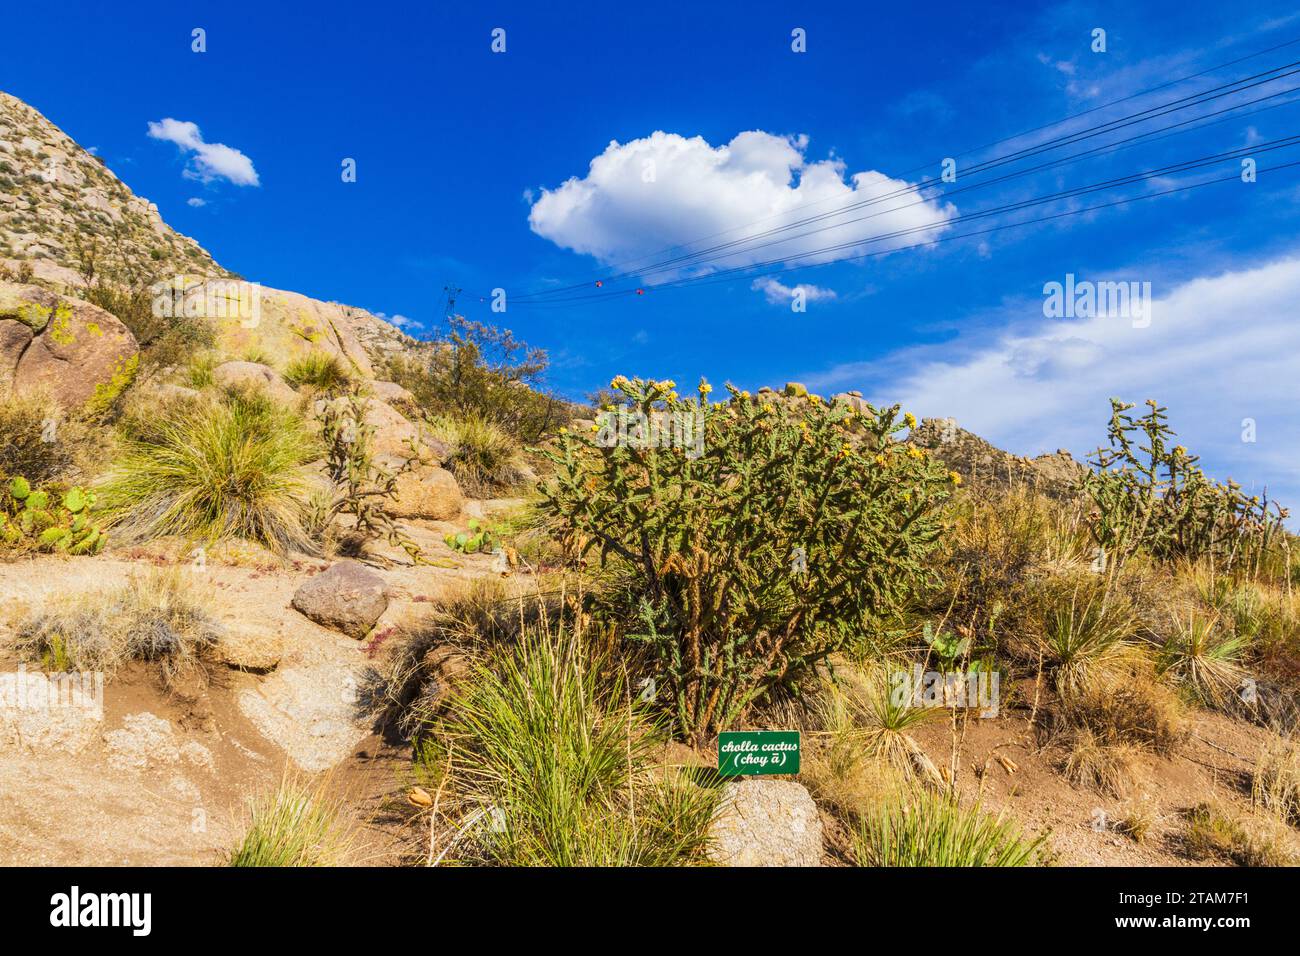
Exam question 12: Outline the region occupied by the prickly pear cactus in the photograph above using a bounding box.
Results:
[0,476,107,555]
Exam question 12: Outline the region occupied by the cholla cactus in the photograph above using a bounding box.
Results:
[1081,399,1286,576]
[538,375,955,744]
[1,476,106,554]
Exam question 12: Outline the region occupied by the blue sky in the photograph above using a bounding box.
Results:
[4,0,1300,508]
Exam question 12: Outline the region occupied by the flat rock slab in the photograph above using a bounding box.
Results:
[707,779,823,867]
[237,658,369,772]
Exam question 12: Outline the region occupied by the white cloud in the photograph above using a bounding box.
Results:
[751,276,837,306]
[186,197,207,208]
[374,311,421,331]
[813,255,1300,507]
[147,118,260,186]
[528,131,955,280]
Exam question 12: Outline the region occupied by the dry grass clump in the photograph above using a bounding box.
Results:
[99,386,317,553]
[1062,728,1144,798]
[14,568,221,685]
[427,414,531,497]
[1115,799,1155,843]
[1181,803,1293,866]
[853,786,1049,867]
[1054,665,1187,753]
[227,775,355,867]
[1253,738,1300,828]
[0,391,98,485]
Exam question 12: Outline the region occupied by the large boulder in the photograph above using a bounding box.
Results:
[0,282,138,408]
[290,560,388,638]
[706,779,823,867]
[212,360,298,404]
[388,465,463,521]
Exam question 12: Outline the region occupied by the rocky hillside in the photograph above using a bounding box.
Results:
[0,91,225,279]
[0,90,420,387]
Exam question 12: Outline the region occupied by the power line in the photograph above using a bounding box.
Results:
[505,141,1300,306]
[512,58,1300,300]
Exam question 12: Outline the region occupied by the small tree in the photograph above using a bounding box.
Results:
[386,315,567,441]
[537,376,955,745]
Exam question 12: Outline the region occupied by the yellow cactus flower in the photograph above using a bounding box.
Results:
[949,471,962,485]
[907,446,923,460]
[904,412,917,429]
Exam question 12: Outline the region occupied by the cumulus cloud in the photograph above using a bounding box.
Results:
[374,311,421,331]
[147,118,260,186]
[815,256,1300,507]
[186,197,207,208]
[751,276,837,306]
[528,131,955,280]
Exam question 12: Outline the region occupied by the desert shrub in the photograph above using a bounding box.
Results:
[98,387,316,552]
[1156,611,1249,709]
[284,351,352,392]
[312,389,424,563]
[385,315,570,442]
[227,776,354,867]
[1082,399,1288,577]
[427,414,530,497]
[1062,728,1143,798]
[1253,739,1300,827]
[1030,575,1136,696]
[1182,803,1292,866]
[538,377,955,744]
[853,789,1048,866]
[74,238,214,375]
[0,392,97,485]
[1115,801,1155,843]
[15,568,220,685]
[420,627,719,866]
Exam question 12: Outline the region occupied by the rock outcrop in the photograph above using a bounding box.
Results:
[0,281,138,408]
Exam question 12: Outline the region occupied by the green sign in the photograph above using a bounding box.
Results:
[718,730,800,776]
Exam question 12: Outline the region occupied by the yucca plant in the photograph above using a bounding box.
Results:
[228,777,354,866]
[853,788,1048,866]
[1035,578,1136,696]
[1157,611,1248,709]
[424,627,717,866]
[98,388,316,553]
